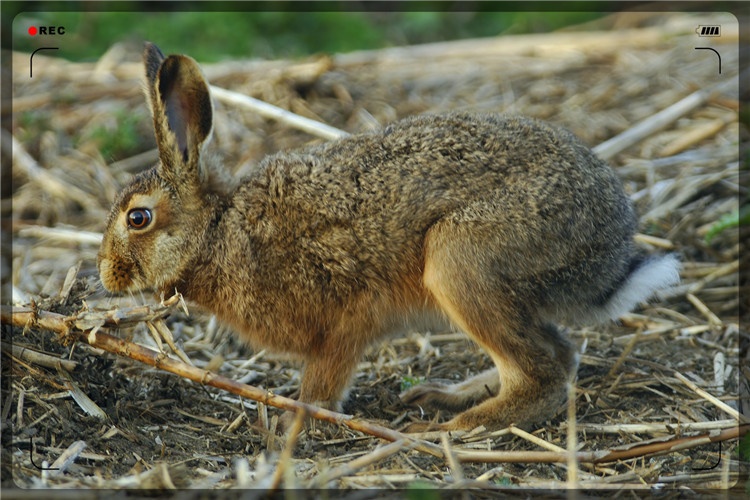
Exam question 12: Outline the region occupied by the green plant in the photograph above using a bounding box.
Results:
[14,10,608,62]
[17,110,50,144]
[86,109,142,160]
[494,476,515,486]
[739,431,750,461]
[704,204,750,243]
[406,480,439,500]
[400,375,424,392]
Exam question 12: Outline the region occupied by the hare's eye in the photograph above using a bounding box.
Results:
[127,208,152,229]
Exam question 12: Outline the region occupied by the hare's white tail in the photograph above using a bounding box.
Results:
[595,254,681,323]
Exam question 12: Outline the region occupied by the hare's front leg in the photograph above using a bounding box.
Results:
[298,350,360,411]
[278,350,360,431]
[278,329,366,430]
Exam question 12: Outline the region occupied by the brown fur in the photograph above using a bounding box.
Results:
[98,43,679,431]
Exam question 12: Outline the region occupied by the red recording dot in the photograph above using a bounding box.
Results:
[28,26,37,36]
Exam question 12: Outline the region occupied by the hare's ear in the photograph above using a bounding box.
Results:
[143,42,213,188]
[144,42,165,110]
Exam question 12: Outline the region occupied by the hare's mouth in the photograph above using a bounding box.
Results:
[98,257,143,293]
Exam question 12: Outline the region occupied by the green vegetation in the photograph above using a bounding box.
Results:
[406,480,439,499]
[741,432,750,494]
[17,110,50,144]
[704,205,749,244]
[739,428,750,461]
[84,109,143,161]
[494,476,515,486]
[400,375,424,392]
[14,9,607,61]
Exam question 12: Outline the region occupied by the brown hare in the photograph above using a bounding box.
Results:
[98,43,680,432]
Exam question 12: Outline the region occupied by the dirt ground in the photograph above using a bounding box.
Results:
[3,11,747,494]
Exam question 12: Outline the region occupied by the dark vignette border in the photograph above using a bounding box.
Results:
[1,0,748,496]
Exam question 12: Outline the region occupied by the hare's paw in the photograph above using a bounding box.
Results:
[401,416,483,434]
[441,387,565,432]
[401,370,499,412]
[400,382,453,409]
[278,409,305,433]
[278,408,343,439]
[402,400,505,433]
[402,419,445,433]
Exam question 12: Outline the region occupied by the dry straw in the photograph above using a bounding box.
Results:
[5,11,743,491]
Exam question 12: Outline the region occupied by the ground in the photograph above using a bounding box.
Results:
[2,11,747,494]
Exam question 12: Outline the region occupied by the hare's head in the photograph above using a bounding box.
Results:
[98,43,216,294]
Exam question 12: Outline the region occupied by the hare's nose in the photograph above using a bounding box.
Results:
[97,256,135,293]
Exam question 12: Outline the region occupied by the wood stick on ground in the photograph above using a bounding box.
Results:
[3,302,745,466]
[48,440,87,476]
[310,439,411,487]
[60,368,108,420]
[685,293,723,326]
[268,408,305,491]
[658,113,735,157]
[509,425,564,452]
[673,371,745,423]
[574,419,738,434]
[4,341,77,371]
[454,424,744,464]
[15,225,103,246]
[441,432,464,484]
[566,381,579,489]
[4,131,102,213]
[1,304,444,460]
[210,85,349,141]
[592,72,741,160]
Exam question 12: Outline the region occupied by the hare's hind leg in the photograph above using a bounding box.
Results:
[404,221,577,431]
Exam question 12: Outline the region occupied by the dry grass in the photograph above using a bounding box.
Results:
[3,12,747,493]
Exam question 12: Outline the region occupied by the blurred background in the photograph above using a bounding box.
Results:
[5,3,746,491]
[12,6,609,61]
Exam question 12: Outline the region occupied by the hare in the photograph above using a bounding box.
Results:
[98,43,680,432]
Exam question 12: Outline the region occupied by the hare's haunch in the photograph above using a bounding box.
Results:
[98,43,680,431]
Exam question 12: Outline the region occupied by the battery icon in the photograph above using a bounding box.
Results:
[696,25,721,36]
